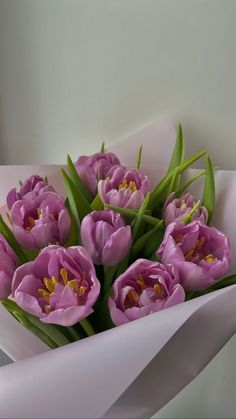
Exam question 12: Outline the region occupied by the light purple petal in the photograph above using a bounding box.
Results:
[102,226,132,266]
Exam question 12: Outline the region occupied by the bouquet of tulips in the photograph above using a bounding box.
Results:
[0,122,234,353]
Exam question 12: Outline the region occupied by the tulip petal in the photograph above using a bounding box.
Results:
[103,226,132,266]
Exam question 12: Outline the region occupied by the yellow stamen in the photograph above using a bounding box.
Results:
[60,268,69,285]
[185,249,195,261]
[67,279,80,293]
[185,236,206,261]
[37,208,42,218]
[28,216,35,229]
[79,286,86,296]
[154,283,161,296]
[44,276,58,293]
[125,290,139,308]
[118,179,137,192]
[136,274,146,290]
[45,304,51,314]
[204,253,217,263]
[118,179,128,190]
[194,236,206,253]
[38,288,50,302]
[175,234,183,243]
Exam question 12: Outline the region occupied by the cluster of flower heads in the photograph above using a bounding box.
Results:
[8,175,71,251]
[0,151,231,329]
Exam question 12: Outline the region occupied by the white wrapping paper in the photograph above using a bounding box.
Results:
[0,116,236,418]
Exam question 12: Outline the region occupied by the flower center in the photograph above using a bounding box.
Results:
[185,236,206,261]
[38,268,87,313]
[118,179,137,192]
[124,274,166,309]
[204,253,217,263]
[26,208,42,231]
[184,236,217,264]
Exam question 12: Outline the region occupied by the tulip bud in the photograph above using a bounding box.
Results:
[163,192,208,226]
[81,209,132,266]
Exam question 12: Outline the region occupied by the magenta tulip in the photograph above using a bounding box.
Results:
[81,209,132,266]
[98,166,151,209]
[109,259,185,325]
[0,235,19,300]
[157,220,231,291]
[7,175,54,209]
[75,152,120,196]
[12,245,100,326]
[163,192,208,226]
[10,192,71,251]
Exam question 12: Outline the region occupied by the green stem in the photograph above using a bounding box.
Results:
[80,318,95,337]
[104,265,117,294]
[67,326,81,341]
[183,200,201,224]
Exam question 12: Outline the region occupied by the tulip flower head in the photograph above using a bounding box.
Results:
[157,220,231,290]
[81,209,132,266]
[109,259,185,325]
[75,152,120,196]
[7,175,54,209]
[163,192,208,226]
[0,235,19,300]
[10,192,71,251]
[98,166,151,209]
[12,245,100,326]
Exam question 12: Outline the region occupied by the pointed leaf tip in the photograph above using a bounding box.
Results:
[202,154,215,224]
[136,145,143,169]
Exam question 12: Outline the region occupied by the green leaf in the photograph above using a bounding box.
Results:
[115,253,130,277]
[150,149,207,210]
[202,155,215,224]
[90,194,104,211]
[61,169,81,238]
[0,215,29,264]
[100,141,105,153]
[189,274,236,299]
[167,124,185,173]
[67,155,93,203]
[136,145,143,169]
[104,265,117,294]
[143,227,164,260]
[176,170,206,197]
[132,193,150,241]
[27,314,71,346]
[66,326,81,341]
[2,300,57,349]
[131,220,164,258]
[2,299,71,346]
[207,274,236,291]
[165,168,179,196]
[105,204,160,226]
[93,288,115,332]
[61,168,91,221]
[13,311,58,349]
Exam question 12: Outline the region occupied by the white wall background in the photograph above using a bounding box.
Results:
[0,0,236,167]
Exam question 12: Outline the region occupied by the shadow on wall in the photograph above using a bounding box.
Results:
[0,350,12,367]
[0,96,7,164]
